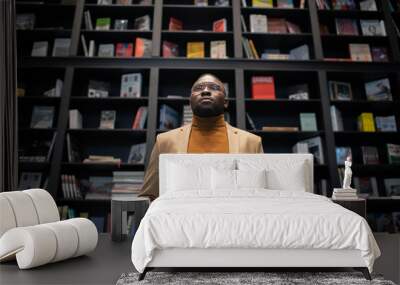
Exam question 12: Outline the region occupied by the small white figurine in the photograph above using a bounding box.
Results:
[342,156,353,189]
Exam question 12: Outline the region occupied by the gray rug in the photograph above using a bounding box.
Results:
[116,271,396,285]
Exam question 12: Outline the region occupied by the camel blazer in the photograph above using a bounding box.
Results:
[139,122,264,200]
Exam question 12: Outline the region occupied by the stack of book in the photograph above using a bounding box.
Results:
[83,155,122,165]
[332,188,358,200]
[111,171,144,198]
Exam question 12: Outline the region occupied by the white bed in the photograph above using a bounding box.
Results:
[131,154,380,280]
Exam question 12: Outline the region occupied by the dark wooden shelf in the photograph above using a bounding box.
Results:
[61,162,145,171]
[15,0,400,222]
[16,2,76,8]
[317,9,383,18]
[70,96,148,102]
[19,161,50,171]
[334,131,400,142]
[241,7,309,13]
[84,3,153,8]
[18,96,61,102]
[68,129,147,136]
[242,32,312,37]
[366,197,400,211]
[57,199,111,205]
[81,30,152,35]
[163,4,231,9]
[251,130,324,138]
[19,127,57,134]
[349,164,400,176]
[17,28,72,35]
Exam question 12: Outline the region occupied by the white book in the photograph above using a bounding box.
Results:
[52,38,71,57]
[210,40,226,59]
[98,44,114,57]
[69,109,83,129]
[250,14,267,33]
[84,10,93,30]
[360,0,377,11]
[31,41,48,56]
[120,73,142,98]
[81,34,88,56]
[241,0,247,7]
[240,15,248,32]
[330,105,344,131]
[360,20,386,36]
[88,40,95,57]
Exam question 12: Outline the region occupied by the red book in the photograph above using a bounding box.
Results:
[213,18,227,32]
[162,41,179,57]
[169,17,183,31]
[134,38,151,57]
[116,43,133,57]
[251,76,276,99]
[132,107,144,129]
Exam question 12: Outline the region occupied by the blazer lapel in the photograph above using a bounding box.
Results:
[177,123,191,153]
[226,123,239,153]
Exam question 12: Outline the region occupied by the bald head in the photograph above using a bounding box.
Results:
[190,73,228,117]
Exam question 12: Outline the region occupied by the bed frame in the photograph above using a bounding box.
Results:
[137,154,373,281]
[139,248,371,280]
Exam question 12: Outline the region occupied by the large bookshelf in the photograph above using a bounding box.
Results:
[16,0,400,232]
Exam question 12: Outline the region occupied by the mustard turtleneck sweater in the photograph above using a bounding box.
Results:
[187,114,229,153]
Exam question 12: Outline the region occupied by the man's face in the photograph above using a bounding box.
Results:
[190,75,228,117]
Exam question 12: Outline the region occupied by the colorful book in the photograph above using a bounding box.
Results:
[168,17,183,31]
[159,104,180,130]
[357,112,375,132]
[213,18,227,32]
[162,41,179,57]
[252,0,273,8]
[134,38,152,57]
[329,81,352,100]
[99,110,116,129]
[210,40,227,59]
[95,18,111,30]
[349,44,372,62]
[250,14,268,33]
[364,78,392,101]
[251,76,275,99]
[371,47,389,62]
[375,116,397,132]
[31,106,54,128]
[134,15,151,31]
[299,113,317,131]
[187,42,205,58]
[98,44,114,57]
[360,20,386,36]
[336,147,352,165]
[116,43,133,57]
[120,73,142,98]
[387,144,400,164]
[277,0,294,8]
[361,146,379,164]
[335,18,358,35]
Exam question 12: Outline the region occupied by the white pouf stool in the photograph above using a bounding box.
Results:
[0,189,98,269]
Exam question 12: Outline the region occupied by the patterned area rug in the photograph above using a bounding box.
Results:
[116,271,396,285]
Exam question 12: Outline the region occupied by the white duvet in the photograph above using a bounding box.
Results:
[131,190,380,273]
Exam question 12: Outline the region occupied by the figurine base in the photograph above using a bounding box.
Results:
[334,188,356,192]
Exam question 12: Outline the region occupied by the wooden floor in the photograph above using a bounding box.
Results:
[0,234,133,285]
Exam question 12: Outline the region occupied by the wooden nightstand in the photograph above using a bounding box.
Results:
[332,198,366,219]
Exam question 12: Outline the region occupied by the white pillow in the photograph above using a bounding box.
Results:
[211,168,267,190]
[237,169,267,189]
[167,162,211,191]
[211,168,236,190]
[166,159,236,193]
[238,159,307,192]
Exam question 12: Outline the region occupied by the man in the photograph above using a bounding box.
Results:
[139,73,263,200]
